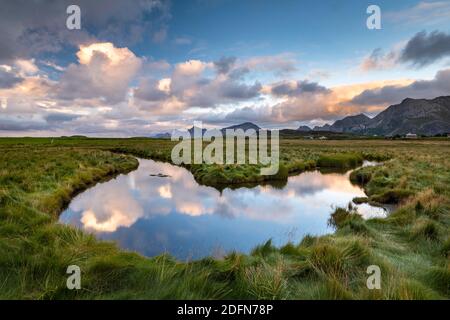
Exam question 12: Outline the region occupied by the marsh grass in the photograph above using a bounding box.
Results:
[0,137,448,299]
[317,153,363,169]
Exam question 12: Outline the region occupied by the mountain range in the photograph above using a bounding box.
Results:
[309,96,450,136]
[152,96,450,138]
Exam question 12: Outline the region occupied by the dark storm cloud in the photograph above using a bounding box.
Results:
[0,69,23,88]
[0,0,170,62]
[271,80,330,97]
[350,68,450,106]
[400,30,450,67]
[213,56,237,74]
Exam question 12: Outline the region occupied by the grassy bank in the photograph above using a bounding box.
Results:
[0,137,448,299]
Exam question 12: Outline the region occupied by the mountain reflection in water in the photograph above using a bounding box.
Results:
[59,159,386,260]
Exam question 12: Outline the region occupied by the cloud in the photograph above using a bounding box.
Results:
[134,57,262,109]
[0,114,48,131]
[14,59,39,75]
[214,56,237,74]
[269,80,331,97]
[41,61,66,72]
[3,38,433,136]
[0,68,23,88]
[174,37,192,46]
[152,27,168,43]
[361,30,450,71]
[350,68,450,106]
[174,60,210,77]
[220,81,262,100]
[360,48,399,71]
[0,0,170,62]
[198,79,414,127]
[136,53,299,112]
[244,53,298,75]
[45,112,81,123]
[223,105,275,123]
[386,1,450,26]
[134,78,170,102]
[56,42,142,104]
[399,30,450,67]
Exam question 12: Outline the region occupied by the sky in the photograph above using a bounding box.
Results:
[0,0,450,136]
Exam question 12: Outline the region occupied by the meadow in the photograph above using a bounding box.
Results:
[0,137,448,299]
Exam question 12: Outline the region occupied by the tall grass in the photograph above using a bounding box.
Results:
[0,137,448,299]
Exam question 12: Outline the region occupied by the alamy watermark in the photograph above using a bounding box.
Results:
[171,122,280,175]
[367,5,381,30]
[366,265,381,290]
[66,265,81,290]
[66,5,81,30]
[64,4,381,32]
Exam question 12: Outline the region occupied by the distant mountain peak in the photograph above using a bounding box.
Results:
[223,122,261,131]
[187,126,207,136]
[353,113,370,119]
[297,125,312,132]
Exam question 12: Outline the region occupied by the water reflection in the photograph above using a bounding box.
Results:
[59,159,386,260]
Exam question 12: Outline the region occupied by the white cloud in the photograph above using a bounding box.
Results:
[56,42,142,104]
[15,59,39,75]
[174,60,211,76]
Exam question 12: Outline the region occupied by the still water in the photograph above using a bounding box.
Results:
[59,159,386,260]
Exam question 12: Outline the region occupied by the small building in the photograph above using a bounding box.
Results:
[405,133,417,139]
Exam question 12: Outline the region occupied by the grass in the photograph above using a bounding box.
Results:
[0,137,449,299]
[317,153,363,169]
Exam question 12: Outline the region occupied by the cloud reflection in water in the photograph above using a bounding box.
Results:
[60,159,386,259]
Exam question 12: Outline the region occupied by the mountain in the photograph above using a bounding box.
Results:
[297,125,312,132]
[313,96,450,136]
[313,114,371,133]
[366,97,450,136]
[152,132,171,139]
[222,122,261,132]
[313,124,331,131]
[170,123,260,138]
[187,126,207,136]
